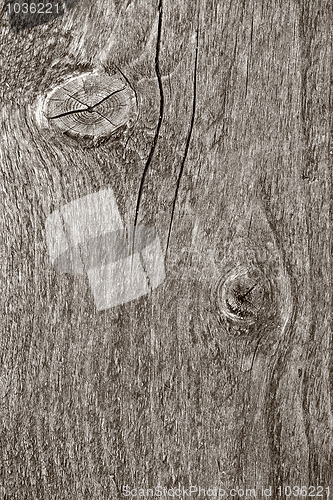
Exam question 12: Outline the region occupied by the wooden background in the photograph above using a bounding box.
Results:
[0,0,332,498]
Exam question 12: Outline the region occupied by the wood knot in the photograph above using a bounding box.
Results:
[43,72,137,146]
[217,265,271,325]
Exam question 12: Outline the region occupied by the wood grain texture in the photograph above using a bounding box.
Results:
[43,72,137,146]
[1,0,332,498]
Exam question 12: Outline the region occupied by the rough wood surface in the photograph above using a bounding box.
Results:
[43,72,137,146]
[0,0,332,498]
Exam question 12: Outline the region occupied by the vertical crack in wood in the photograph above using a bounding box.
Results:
[132,0,164,230]
[131,0,164,274]
[165,19,199,260]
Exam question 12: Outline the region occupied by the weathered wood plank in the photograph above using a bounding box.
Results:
[1,0,332,498]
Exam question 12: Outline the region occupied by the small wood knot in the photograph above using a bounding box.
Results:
[44,72,137,145]
[218,266,270,325]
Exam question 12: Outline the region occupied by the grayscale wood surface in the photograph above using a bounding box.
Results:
[0,0,332,498]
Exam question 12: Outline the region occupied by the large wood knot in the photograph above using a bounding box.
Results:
[43,72,137,145]
[217,265,271,326]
